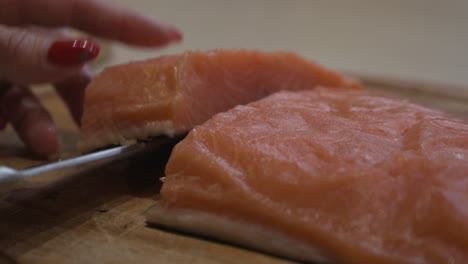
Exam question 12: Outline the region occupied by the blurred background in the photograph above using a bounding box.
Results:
[94,0,468,86]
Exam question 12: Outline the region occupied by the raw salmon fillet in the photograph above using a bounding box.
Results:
[147,88,468,264]
[78,50,361,151]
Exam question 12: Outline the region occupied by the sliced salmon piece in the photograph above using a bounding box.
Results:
[78,50,361,151]
[147,88,468,264]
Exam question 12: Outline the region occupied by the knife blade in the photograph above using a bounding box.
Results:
[0,139,165,195]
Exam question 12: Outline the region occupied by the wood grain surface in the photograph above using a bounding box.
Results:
[0,79,466,264]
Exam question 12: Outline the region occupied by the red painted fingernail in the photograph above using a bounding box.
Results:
[47,39,100,66]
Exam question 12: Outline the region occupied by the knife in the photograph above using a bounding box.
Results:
[0,139,165,195]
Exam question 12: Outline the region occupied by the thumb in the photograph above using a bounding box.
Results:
[0,25,99,85]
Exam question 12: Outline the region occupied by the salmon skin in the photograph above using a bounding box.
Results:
[147,88,468,264]
[78,49,361,152]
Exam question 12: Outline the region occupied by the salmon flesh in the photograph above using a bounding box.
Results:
[78,50,360,151]
[147,88,468,264]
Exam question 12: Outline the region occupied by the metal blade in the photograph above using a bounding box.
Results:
[21,144,143,177]
[0,139,166,195]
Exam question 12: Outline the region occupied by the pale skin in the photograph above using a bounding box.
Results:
[0,0,182,158]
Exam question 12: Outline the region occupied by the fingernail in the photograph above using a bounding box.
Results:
[48,39,100,66]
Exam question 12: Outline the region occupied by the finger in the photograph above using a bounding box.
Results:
[1,0,182,47]
[54,66,92,125]
[0,119,6,130]
[0,85,59,158]
[0,81,9,130]
[0,25,99,84]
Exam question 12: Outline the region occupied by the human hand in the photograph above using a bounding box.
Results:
[0,0,182,158]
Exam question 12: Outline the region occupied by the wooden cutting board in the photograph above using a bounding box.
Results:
[0,77,467,264]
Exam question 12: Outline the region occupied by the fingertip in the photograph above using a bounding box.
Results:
[144,29,183,47]
[162,26,183,42]
[1,85,61,159]
[25,122,60,159]
[121,15,183,47]
[169,30,183,43]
